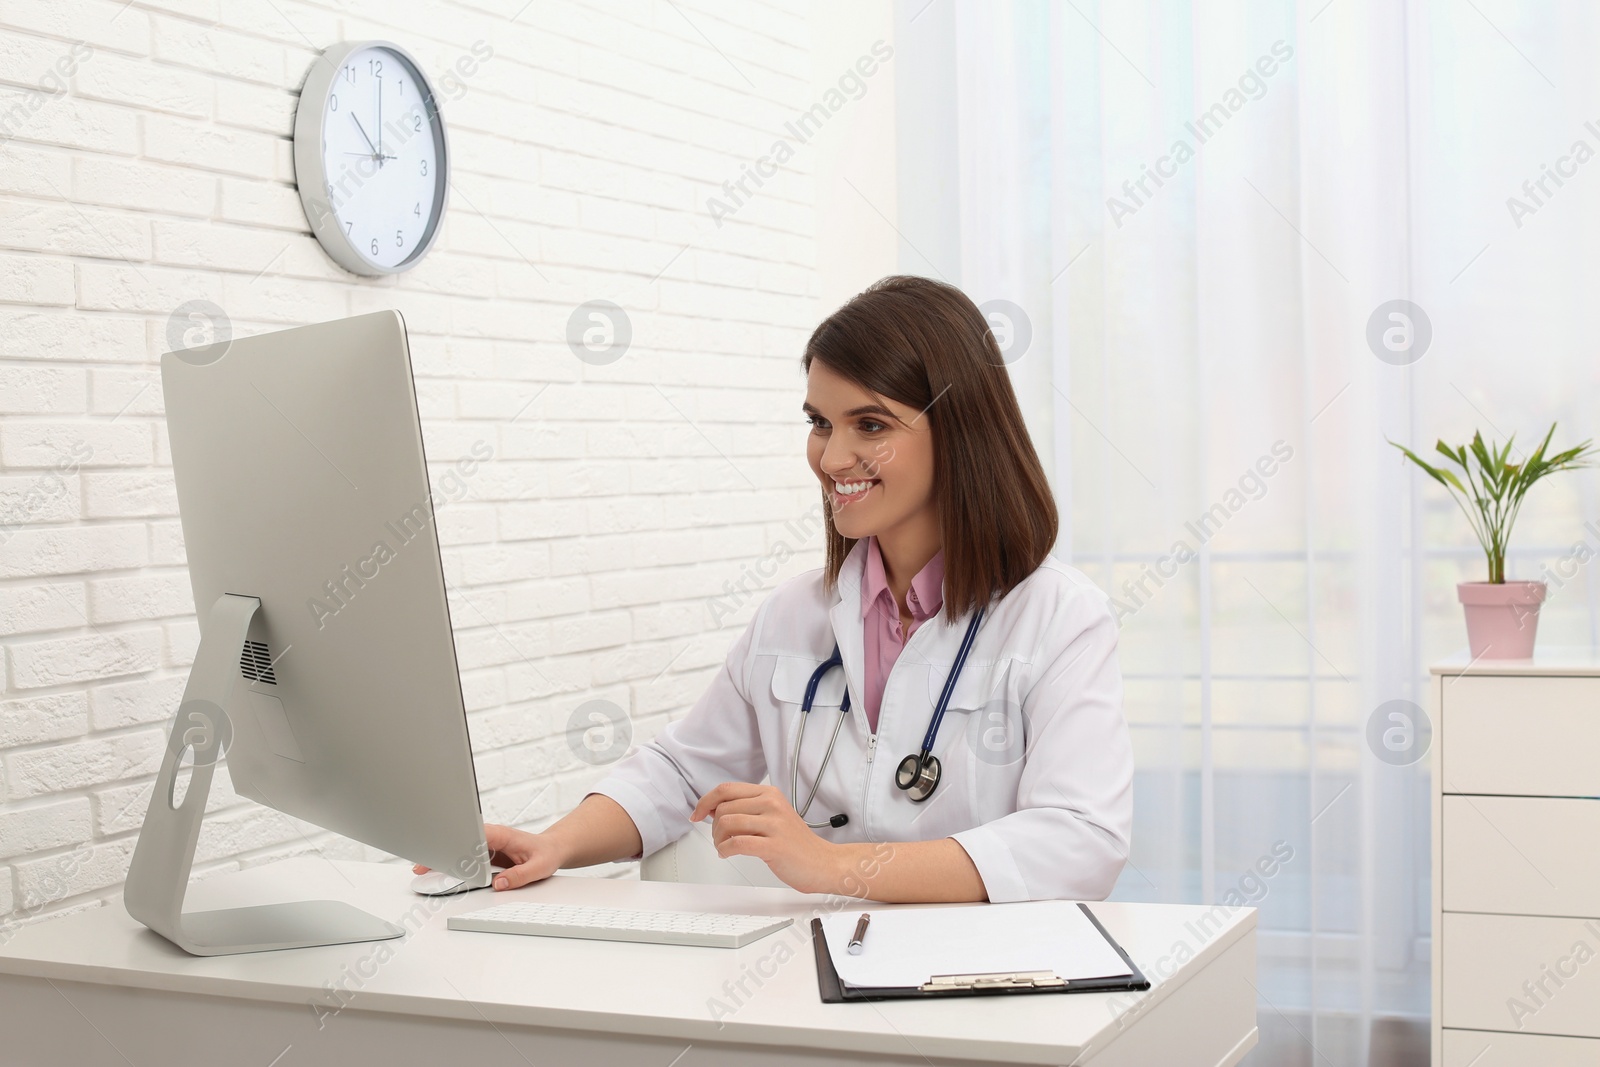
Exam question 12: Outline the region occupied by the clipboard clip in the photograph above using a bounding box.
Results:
[920,970,1068,992]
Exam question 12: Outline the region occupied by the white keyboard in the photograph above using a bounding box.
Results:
[447,901,793,948]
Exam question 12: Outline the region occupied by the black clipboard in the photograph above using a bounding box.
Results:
[812,903,1151,1002]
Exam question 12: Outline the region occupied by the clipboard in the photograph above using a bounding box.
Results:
[811,903,1151,1002]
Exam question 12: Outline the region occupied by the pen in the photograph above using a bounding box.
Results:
[848,912,871,955]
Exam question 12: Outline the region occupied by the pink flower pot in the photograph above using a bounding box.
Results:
[1457,581,1547,659]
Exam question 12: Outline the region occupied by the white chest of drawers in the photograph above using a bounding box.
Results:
[1432,653,1600,1066]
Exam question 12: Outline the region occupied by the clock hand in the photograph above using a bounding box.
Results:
[376,74,382,167]
[351,114,379,158]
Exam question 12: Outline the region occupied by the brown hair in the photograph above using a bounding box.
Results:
[802,275,1059,622]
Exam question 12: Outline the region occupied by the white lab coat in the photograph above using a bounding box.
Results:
[589,538,1133,902]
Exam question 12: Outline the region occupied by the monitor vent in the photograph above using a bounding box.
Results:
[240,640,277,685]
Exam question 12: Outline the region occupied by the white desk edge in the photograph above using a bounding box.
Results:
[0,858,1256,1066]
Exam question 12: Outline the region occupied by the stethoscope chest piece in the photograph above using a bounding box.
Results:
[894,752,941,802]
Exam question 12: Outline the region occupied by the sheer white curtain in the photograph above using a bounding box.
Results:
[892,1,1600,1064]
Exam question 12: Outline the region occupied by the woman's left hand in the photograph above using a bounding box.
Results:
[692,782,839,894]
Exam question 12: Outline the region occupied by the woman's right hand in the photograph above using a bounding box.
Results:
[411,822,565,891]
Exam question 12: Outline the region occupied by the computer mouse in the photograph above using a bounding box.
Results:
[409,865,507,896]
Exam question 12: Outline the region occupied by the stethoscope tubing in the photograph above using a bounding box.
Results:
[791,687,847,824]
[793,606,985,821]
[917,606,985,760]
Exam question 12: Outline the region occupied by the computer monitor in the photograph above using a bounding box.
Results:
[124,310,489,955]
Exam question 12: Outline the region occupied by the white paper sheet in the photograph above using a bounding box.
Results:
[820,900,1134,989]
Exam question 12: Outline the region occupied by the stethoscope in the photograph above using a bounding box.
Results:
[790,608,986,829]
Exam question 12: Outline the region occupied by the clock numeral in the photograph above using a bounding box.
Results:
[344,65,354,83]
[414,203,421,217]
[420,160,428,176]
[371,238,379,255]
[345,220,353,235]
[369,58,383,76]
[396,230,404,247]
[329,94,337,111]
[414,114,422,132]
[399,79,405,97]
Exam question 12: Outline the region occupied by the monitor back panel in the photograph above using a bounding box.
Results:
[161,311,486,879]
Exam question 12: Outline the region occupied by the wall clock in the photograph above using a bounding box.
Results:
[293,41,449,276]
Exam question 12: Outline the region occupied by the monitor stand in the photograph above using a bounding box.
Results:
[123,593,406,955]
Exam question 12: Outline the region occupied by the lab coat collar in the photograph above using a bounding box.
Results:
[827,539,870,718]
[832,537,868,605]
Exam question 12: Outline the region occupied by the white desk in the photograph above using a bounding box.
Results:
[0,859,1257,1066]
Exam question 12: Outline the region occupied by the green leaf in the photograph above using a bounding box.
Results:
[1391,422,1593,582]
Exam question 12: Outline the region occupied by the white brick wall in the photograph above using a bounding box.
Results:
[0,0,833,930]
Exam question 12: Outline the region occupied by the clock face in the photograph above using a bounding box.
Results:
[310,44,446,273]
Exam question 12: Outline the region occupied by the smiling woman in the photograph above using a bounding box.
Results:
[801,275,1060,624]
[427,275,1134,905]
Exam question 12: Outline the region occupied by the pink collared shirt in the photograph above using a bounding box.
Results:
[860,535,945,734]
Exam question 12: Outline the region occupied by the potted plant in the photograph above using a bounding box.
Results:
[1392,424,1594,659]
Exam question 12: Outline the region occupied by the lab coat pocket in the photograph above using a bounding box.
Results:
[768,655,851,817]
[768,655,845,710]
[926,660,1026,821]
[925,659,1015,733]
